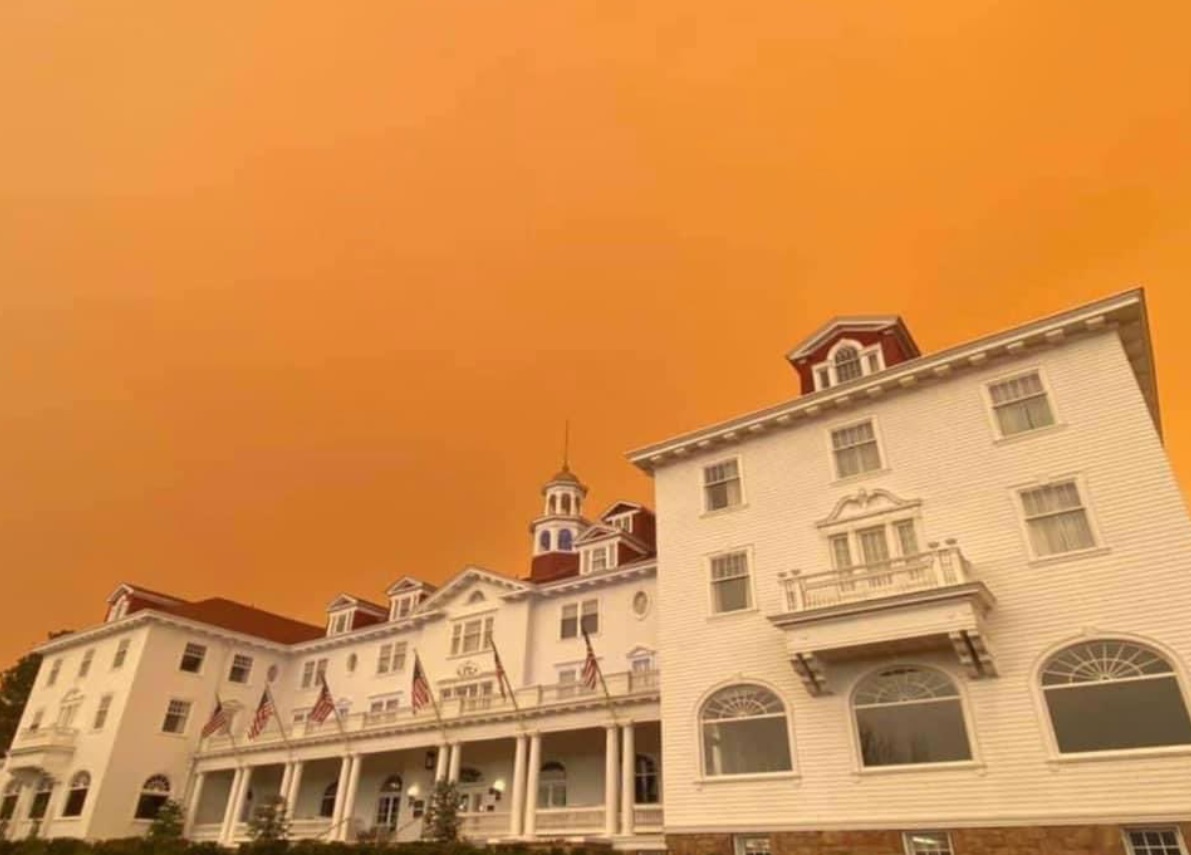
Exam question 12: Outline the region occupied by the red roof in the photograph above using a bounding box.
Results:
[158,598,324,645]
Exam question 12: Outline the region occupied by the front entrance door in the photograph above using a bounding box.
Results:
[376,776,402,831]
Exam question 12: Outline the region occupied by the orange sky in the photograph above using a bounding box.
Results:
[2,1,1191,668]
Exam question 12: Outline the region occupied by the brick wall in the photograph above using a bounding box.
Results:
[667,824,1191,855]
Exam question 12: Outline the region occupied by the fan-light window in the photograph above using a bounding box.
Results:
[853,667,972,767]
[1041,640,1191,753]
[700,685,793,776]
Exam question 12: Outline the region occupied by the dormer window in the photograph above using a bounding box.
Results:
[391,596,415,620]
[328,612,352,636]
[813,340,885,391]
[582,546,613,575]
[609,515,633,533]
[108,597,129,623]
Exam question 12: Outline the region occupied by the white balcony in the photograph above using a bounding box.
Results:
[200,669,660,756]
[535,805,605,835]
[771,542,995,695]
[5,726,78,778]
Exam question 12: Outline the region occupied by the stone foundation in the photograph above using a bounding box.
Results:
[665,823,1191,855]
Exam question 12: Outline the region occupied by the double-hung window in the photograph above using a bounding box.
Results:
[161,700,191,734]
[451,617,494,656]
[710,551,752,614]
[988,371,1055,437]
[300,658,328,689]
[93,695,113,730]
[112,639,130,670]
[703,460,743,512]
[831,420,882,479]
[179,643,206,674]
[46,659,62,687]
[1019,480,1095,557]
[78,649,95,678]
[377,642,407,674]
[228,655,253,684]
[560,600,599,639]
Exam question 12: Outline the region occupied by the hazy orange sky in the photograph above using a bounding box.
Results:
[2,2,1191,667]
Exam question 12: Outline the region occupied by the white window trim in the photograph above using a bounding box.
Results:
[179,643,207,676]
[705,546,758,618]
[1123,826,1189,855]
[846,662,984,775]
[733,834,774,855]
[161,698,193,736]
[812,338,886,391]
[559,597,601,640]
[700,455,747,517]
[980,363,1065,443]
[328,611,353,637]
[693,678,800,783]
[902,831,956,855]
[581,545,613,575]
[1010,473,1106,565]
[449,614,496,659]
[821,513,924,572]
[825,415,890,484]
[1029,631,1191,764]
[631,590,652,620]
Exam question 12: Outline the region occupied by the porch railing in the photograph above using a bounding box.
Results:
[187,824,221,842]
[534,805,605,833]
[633,804,663,831]
[780,542,971,613]
[458,811,509,837]
[206,669,660,753]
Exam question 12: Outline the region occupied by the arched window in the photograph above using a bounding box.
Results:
[539,530,551,552]
[538,761,566,807]
[133,775,171,820]
[853,667,972,767]
[634,755,659,804]
[1041,640,1191,753]
[558,530,574,552]
[319,782,338,818]
[27,776,54,821]
[834,346,863,383]
[700,685,793,776]
[0,780,21,822]
[561,494,572,515]
[62,771,91,818]
[548,495,557,515]
[380,775,403,793]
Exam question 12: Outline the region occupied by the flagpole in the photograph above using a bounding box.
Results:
[583,629,619,723]
[265,684,293,750]
[412,649,451,746]
[488,637,522,718]
[322,675,351,744]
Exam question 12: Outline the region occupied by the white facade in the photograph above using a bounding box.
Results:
[627,289,1191,851]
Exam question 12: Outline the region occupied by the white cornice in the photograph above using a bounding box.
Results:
[34,611,296,656]
[627,289,1155,471]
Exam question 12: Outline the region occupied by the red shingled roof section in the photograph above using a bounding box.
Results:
[160,597,324,644]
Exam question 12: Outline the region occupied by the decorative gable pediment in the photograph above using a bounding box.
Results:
[574,525,618,545]
[818,488,921,529]
[385,576,432,597]
[418,566,531,613]
[326,594,360,614]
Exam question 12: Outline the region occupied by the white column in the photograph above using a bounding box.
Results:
[447,742,462,784]
[183,772,206,837]
[523,732,541,838]
[338,754,364,841]
[218,768,244,845]
[232,766,254,841]
[509,735,528,838]
[620,721,635,837]
[604,725,619,837]
[285,761,304,820]
[329,756,352,836]
[434,745,449,782]
[278,764,293,809]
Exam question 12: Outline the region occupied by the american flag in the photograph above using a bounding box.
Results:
[200,697,229,738]
[581,629,601,690]
[490,639,508,699]
[308,676,337,724]
[246,688,276,740]
[411,653,432,713]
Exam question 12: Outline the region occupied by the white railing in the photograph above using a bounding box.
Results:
[289,818,334,840]
[780,542,971,613]
[458,811,509,837]
[11,725,78,751]
[633,803,663,831]
[187,823,222,842]
[203,669,660,754]
[535,805,605,833]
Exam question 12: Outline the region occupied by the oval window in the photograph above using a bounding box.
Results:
[632,591,650,617]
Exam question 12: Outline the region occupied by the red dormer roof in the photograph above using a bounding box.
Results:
[785,315,920,395]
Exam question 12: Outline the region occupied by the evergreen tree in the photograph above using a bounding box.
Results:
[423,779,462,843]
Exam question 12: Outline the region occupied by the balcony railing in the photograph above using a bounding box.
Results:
[535,805,605,833]
[633,804,664,832]
[458,811,509,837]
[10,725,77,751]
[202,670,659,754]
[780,542,972,613]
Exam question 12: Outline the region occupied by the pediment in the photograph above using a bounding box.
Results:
[575,525,618,545]
[418,566,530,612]
[385,576,431,597]
[818,488,921,528]
[626,645,656,659]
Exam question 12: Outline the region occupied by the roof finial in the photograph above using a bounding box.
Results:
[562,419,570,472]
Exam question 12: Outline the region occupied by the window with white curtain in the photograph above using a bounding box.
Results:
[853,667,972,767]
[700,684,792,776]
[988,371,1055,437]
[1041,640,1191,754]
[709,552,752,614]
[1019,481,1095,557]
[831,421,882,479]
[703,459,743,512]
